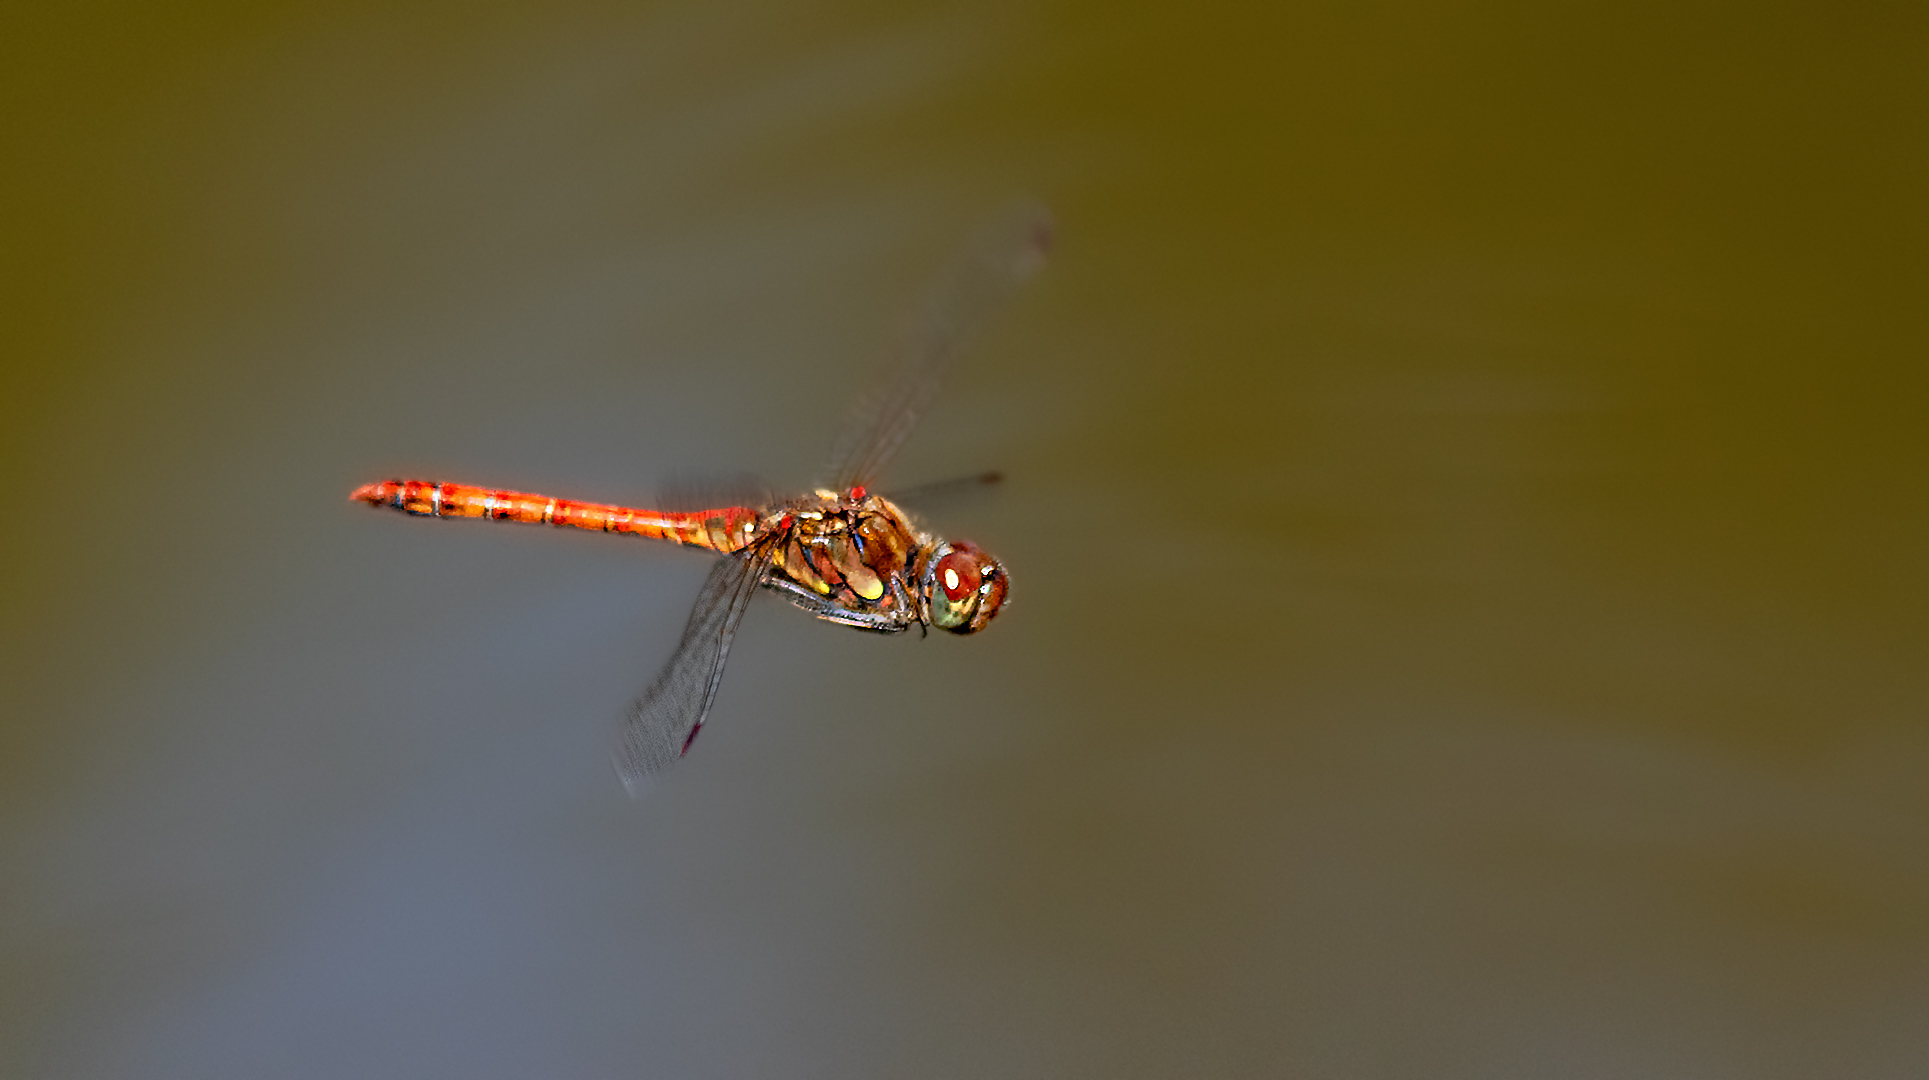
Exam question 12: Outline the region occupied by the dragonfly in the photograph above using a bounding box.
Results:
[351,206,1051,792]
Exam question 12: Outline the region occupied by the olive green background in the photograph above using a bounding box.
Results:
[4,1,1925,1077]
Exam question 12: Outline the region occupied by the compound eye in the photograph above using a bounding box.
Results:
[937,550,982,601]
[927,543,1007,634]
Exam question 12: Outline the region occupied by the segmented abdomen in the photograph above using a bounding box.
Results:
[350,479,760,553]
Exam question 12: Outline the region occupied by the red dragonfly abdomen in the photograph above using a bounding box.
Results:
[351,479,761,553]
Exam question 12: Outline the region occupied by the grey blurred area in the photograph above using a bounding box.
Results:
[3,1,1926,1077]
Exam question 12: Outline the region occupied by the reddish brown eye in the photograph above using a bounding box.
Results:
[935,550,982,601]
[922,541,1007,634]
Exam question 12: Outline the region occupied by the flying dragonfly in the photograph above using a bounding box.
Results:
[352,206,1051,792]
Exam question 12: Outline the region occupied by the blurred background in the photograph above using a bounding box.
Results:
[4,1,1926,1076]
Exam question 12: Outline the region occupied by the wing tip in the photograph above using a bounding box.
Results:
[612,751,657,799]
[1000,201,1055,280]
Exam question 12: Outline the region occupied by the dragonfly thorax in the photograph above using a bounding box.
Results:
[762,493,918,632]
[759,492,1006,635]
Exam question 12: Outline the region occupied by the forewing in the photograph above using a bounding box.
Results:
[613,542,773,794]
[826,203,1053,492]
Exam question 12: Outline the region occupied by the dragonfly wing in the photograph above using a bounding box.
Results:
[826,203,1053,492]
[613,542,774,794]
[653,470,776,514]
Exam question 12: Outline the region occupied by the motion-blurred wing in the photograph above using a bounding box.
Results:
[613,542,774,794]
[653,470,776,515]
[826,203,1053,492]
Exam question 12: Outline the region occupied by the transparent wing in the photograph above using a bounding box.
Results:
[653,470,775,515]
[826,203,1053,492]
[613,541,775,795]
[885,470,1004,511]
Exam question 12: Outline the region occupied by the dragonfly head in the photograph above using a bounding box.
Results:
[916,540,1008,634]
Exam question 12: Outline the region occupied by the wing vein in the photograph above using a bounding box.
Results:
[613,540,774,794]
